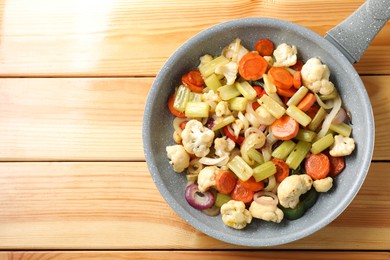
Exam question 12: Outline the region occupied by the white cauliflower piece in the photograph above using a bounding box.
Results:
[215,61,238,85]
[329,134,355,157]
[232,119,244,138]
[313,177,333,192]
[214,136,235,157]
[166,145,190,172]
[249,200,284,223]
[197,166,219,192]
[202,90,221,112]
[221,200,252,229]
[273,43,297,67]
[277,174,313,208]
[181,120,215,157]
[198,54,213,67]
[222,38,249,63]
[215,101,232,117]
[301,57,335,95]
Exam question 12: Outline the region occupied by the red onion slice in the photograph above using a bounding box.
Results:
[332,107,347,124]
[253,191,278,206]
[185,183,215,210]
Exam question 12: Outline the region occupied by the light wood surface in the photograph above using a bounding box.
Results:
[0,0,389,259]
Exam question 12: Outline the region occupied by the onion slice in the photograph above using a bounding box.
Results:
[185,183,215,210]
[253,191,278,206]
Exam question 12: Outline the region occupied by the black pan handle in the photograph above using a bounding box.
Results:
[325,0,390,64]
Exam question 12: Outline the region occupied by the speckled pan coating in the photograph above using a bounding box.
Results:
[142,18,375,246]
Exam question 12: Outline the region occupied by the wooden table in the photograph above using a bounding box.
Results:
[0,0,389,259]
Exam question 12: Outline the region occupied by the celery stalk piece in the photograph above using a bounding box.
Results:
[215,193,232,208]
[252,161,277,182]
[258,95,286,119]
[311,133,335,154]
[271,140,296,160]
[308,107,327,131]
[185,102,210,118]
[227,155,253,182]
[199,56,229,78]
[263,74,277,94]
[204,73,222,92]
[235,81,257,101]
[228,97,248,112]
[285,140,311,170]
[218,84,241,101]
[173,85,191,112]
[295,129,317,142]
[247,148,265,165]
[189,92,202,102]
[287,86,309,107]
[329,122,352,137]
[211,115,235,131]
[286,105,312,127]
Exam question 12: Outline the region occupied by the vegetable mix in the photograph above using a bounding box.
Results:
[165,38,355,229]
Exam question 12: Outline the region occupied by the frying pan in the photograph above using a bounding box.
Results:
[143,0,389,246]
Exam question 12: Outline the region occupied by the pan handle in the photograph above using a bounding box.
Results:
[325,0,389,64]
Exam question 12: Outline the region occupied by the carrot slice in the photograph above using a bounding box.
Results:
[238,52,268,81]
[239,176,264,192]
[271,158,290,182]
[168,93,186,118]
[290,60,304,71]
[297,93,316,112]
[304,153,330,180]
[268,67,293,90]
[187,70,204,87]
[270,115,299,140]
[182,73,203,93]
[293,71,302,89]
[231,182,254,204]
[277,86,296,97]
[325,152,345,177]
[255,38,275,56]
[215,170,237,194]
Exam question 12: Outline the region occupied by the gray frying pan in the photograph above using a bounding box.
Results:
[143,0,389,246]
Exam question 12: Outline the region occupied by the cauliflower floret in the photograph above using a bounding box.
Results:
[313,177,333,192]
[232,119,244,138]
[202,90,221,112]
[329,134,355,157]
[215,61,238,85]
[215,101,232,117]
[214,136,235,157]
[220,200,252,229]
[198,54,213,67]
[197,166,219,192]
[277,174,313,208]
[222,38,249,63]
[301,57,335,95]
[181,120,215,157]
[249,199,284,223]
[273,43,298,67]
[166,145,190,172]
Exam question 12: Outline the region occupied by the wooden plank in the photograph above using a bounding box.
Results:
[0,251,388,260]
[0,162,388,250]
[0,76,388,161]
[0,0,388,77]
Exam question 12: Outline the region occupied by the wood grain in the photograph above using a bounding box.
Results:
[0,76,388,161]
[0,251,389,260]
[0,0,388,77]
[0,162,388,250]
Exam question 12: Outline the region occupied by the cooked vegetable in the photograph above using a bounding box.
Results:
[271,115,299,141]
[255,38,275,56]
[239,176,264,192]
[199,55,229,78]
[305,153,330,180]
[271,140,296,160]
[258,94,286,119]
[286,105,312,127]
[227,155,254,182]
[272,158,290,182]
[185,102,210,118]
[238,52,268,81]
[215,170,237,194]
[285,140,311,170]
[297,93,316,112]
[311,133,334,154]
[253,161,277,182]
[268,67,293,90]
[185,183,216,210]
